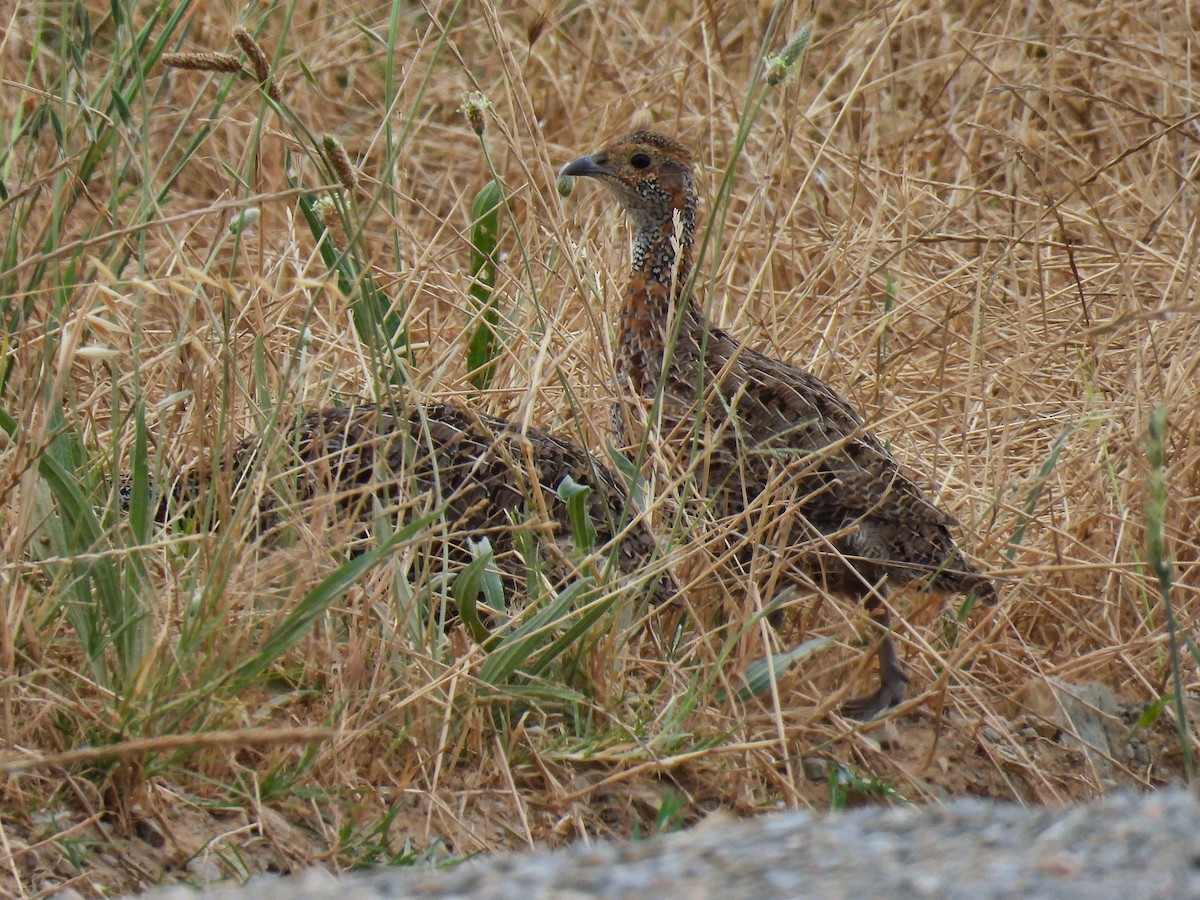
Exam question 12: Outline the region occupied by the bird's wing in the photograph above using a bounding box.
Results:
[710,338,958,529]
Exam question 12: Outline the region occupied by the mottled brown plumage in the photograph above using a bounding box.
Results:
[154,399,674,607]
[563,130,995,717]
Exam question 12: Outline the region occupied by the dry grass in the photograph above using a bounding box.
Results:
[2,0,1199,894]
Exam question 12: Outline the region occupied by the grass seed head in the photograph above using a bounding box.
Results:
[233,26,282,102]
[459,91,492,136]
[161,52,243,74]
[765,22,814,86]
[322,135,358,192]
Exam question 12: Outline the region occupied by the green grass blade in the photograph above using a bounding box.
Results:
[466,180,502,389]
[0,405,149,688]
[231,510,441,685]
[1006,425,1074,562]
[556,475,597,555]
[717,636,834,704]
[1145,404,1192,781]
[454,537,507,643]
[127,399,152,543]
[479,578,595,686]
[293,172,409,389]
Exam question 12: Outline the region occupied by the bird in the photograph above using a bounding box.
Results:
[146,397,675,610]
[561,129,996,718]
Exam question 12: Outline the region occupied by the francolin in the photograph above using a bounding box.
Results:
[562,130,995,718]
[154,399,674,607]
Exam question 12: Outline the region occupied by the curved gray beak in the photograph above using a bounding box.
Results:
[561,154,610,179]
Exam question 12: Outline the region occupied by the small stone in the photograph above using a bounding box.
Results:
[802,757,829,781]
[1,838,38,880]
[186,855,224,883]
[135,816,166,847]
[873,720,902,749]
[1037,853,1081,877]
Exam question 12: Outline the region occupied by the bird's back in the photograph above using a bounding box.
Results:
[649,320,993,597]
[156,401,674,604]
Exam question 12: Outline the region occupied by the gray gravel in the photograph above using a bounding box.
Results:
[143,788,1200,899]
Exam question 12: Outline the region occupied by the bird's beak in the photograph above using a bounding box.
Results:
[561,153,610,179]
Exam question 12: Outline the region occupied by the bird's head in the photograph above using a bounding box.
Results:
[561,130,697,234]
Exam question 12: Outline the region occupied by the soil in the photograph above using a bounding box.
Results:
[7,680,1186,897]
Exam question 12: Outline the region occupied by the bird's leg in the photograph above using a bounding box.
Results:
[840,601,910,720]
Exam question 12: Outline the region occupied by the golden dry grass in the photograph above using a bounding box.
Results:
[2,0,1199,894]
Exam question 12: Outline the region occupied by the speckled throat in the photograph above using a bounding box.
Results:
[618,191,703,395]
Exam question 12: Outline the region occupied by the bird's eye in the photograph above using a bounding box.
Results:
[630,152,651,169]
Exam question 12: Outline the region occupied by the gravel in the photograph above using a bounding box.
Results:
[140,788,1200,899]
